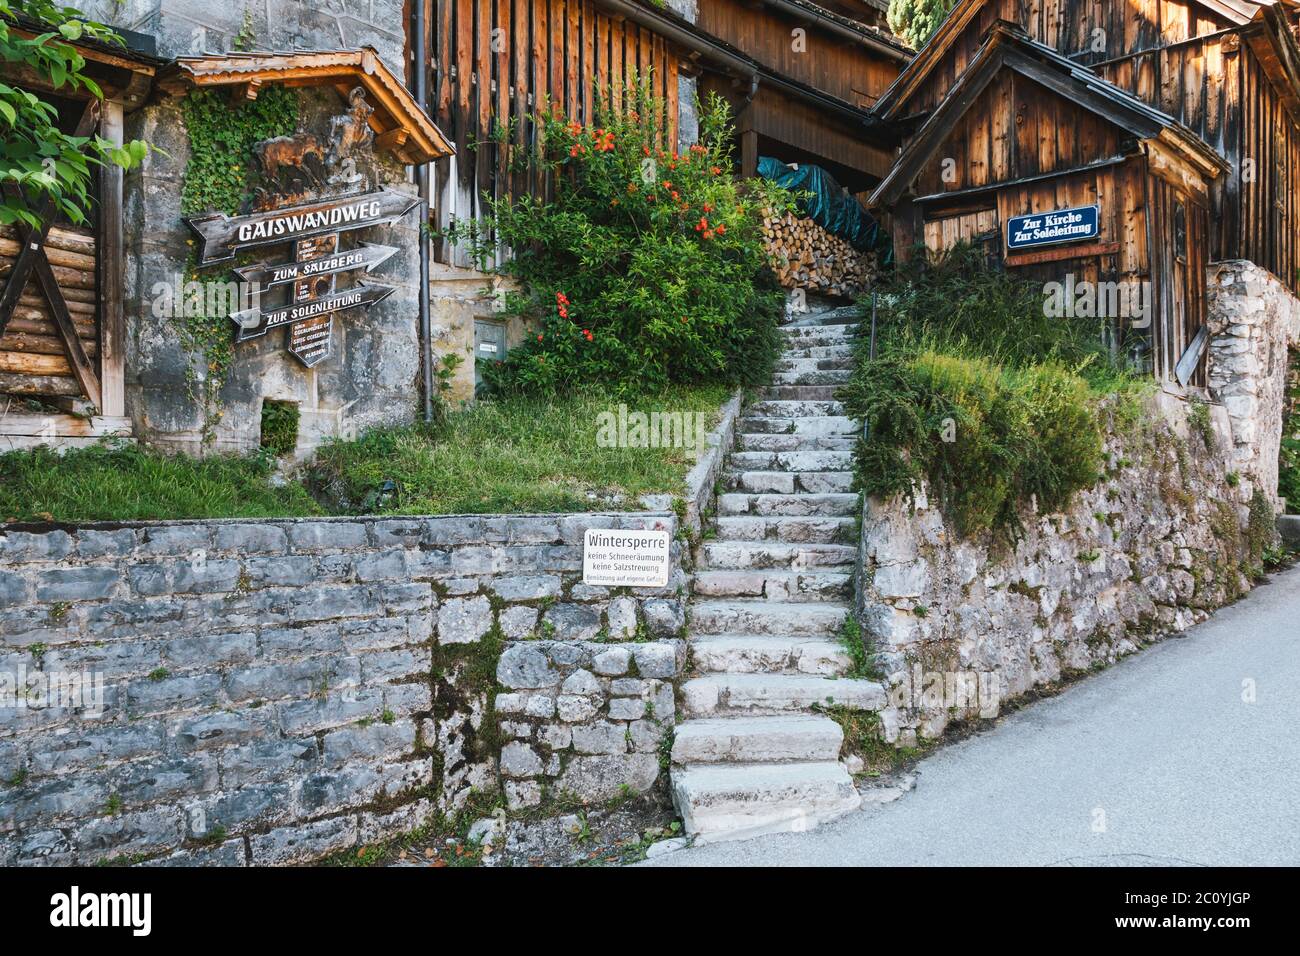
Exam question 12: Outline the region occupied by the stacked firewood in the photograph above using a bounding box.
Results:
[762,210,876,297]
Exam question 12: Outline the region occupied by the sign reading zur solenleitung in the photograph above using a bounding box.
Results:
[1006,205,1099,251]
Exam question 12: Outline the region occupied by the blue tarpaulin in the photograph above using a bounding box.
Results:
[756,156,889,261]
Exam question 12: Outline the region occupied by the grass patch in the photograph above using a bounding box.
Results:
[306,385,730,515]
[0,443,321,524]
[0,386,729,523]
[842,243,1142,543]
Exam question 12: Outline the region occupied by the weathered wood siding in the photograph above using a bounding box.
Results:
[697,0,902,108]
[1021,0,1300,290]
[907,69,1209,384]
[425,0,682,266]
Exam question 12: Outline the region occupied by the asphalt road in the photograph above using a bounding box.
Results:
[648,564,1300,867]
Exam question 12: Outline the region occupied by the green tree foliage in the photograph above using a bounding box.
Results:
[887,0,956,51]
[449,88,789,396]
[0,1,150,227]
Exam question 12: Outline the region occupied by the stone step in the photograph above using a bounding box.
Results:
[736,433,856,452]
[690,634,850,675]
[722,469,856,495]
[689,599,848,637]
[738,415,857,436]
[745,399,845,418]
[716,492,859,517]
[785,305,862,326]
[727,450,855,472]
[671,714,844,764]
[757,385,843,401]
[771,369,853,386]
[699,540,857,571]
[692,569,853,602]
[775,356,855,373]
[671,761,862,841]
[713,514,857,543]
[681,673,887,717]
[780,324,857,343]
[779,344,857,361]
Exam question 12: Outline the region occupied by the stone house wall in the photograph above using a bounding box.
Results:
[68,0,426,455]
[1207,260,1300,501]
[0,512,685,865]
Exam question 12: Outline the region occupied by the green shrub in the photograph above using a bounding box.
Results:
[842,244,1116,542]
[448,89,787,396]
[1280,348,1300,513]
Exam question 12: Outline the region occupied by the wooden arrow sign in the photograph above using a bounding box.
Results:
[233,241,399,290]
[185,189,419,265]
[232,282,396,341]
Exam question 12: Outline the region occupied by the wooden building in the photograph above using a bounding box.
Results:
[0,20,161,446]
[870,0,1300,386]
[417,0,913,266]
[871,22,1227,383]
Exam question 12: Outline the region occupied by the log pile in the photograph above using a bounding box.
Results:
[762,210,876,297]
[0,224,98,396]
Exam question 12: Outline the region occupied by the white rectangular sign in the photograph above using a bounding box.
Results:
[582,528,671,588]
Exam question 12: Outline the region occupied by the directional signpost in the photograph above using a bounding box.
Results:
[185,188,413,369]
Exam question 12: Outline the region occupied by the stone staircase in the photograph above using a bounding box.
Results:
[670,303,887,842]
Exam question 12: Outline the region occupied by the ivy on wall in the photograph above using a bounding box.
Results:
[178,86,300,443]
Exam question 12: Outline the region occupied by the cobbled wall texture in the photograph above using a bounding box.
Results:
[1207,260,1300,502]
[858,390,1277,746]
[0,513,684,866]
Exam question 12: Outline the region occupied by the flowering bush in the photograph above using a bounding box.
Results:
[451,90,789,395]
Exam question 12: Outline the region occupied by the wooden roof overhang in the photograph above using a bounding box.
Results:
[4,16,161,109]
[871,0,1297,122]
[869,23,1229,209]
[1242,3,1300,123]
[157,47,453,165]
[598,0,902,147]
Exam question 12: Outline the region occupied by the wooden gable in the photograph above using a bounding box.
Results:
[159,48,453,166]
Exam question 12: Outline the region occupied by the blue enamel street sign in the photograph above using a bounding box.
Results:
[1005,205,1099,250]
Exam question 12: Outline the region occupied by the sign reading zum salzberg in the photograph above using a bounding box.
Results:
[582,529,671,588]
[184,189,419,265]
[1006,205,1099,251]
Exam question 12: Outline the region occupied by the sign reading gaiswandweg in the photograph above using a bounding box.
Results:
[183,188,417,369]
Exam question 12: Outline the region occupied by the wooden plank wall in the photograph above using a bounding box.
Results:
[428,0,681,267]
[695,0,903,108]
[1021,0,1300,291]
[0,224,99,397]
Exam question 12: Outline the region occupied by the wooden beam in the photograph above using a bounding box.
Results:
[0,101,99,339]
[99,100,127,418]
[1005,240,1121,266]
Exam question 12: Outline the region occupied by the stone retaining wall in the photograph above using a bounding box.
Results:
[858,391,1274,744]
[0,513,684,865]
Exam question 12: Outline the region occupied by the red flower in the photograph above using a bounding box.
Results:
[702,229,714,240]
[695,217,709,232]
[710,166,722,175]
[662,181,672,189]
[703,203,713,213]
[715,222,726,235]
[537,334,544,342]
